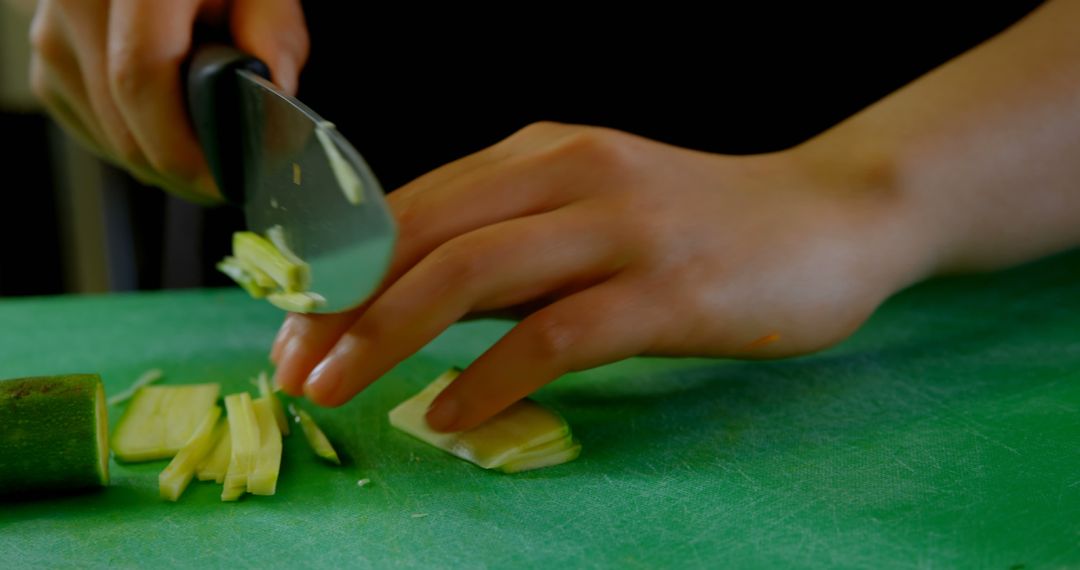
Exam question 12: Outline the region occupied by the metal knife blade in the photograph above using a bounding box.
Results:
[188,46,396,313]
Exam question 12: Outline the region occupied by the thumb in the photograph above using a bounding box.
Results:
[229,0,309,96]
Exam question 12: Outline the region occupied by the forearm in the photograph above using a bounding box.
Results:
[807,0,1080,276]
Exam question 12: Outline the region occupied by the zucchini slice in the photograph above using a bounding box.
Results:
[315,120,365,205]
[196,419,231,484]
[266,292,326,313]
[222,393,259,502]
[290,403,341,465]
[256,372,290,436]
[232,232,307,293]
[247,397,283,496]
[216,257,272,299]
[388,369,578,472]
[499,442,582,474]
[111,383,220,462]
[159,405,222,501]
[219,230,324,313]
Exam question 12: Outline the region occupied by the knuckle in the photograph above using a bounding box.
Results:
[516,120,564,139]
[526,127,639,181]
[558,128,634,168]
[350,314,389,346]
[429,236,489,289]
[525,311,581,363]
[391,196,421,241]
[106,45,163,101]
[499,121,567,149]
[106,50,140,99]
[29,19,65,63]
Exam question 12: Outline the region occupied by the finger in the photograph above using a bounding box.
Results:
[34,79,102,153]
[271,311,359,396]
[33,73,176,190]
[270,313,301,365]
[107,0,219,199]
[54,1,149,171]
[387,121,579,206]
[29,5,111,149]
[265,137,535,392]
[230,0,309,96]
[381,126,588,290]
[262,140,518,392]
[302,205,624,407]
[426,276,660,432]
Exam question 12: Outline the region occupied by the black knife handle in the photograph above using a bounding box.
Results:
[186,44,270,205]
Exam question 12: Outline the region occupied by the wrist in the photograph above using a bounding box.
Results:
[788,135,946,298]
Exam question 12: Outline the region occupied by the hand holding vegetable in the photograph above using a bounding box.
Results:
[273,0,1080,433]
[271,122,926,430]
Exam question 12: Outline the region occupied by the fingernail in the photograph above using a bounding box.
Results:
[303,357,339,404]
[272,337,302,393]
[426,398,459,432]
[270,319,296,364]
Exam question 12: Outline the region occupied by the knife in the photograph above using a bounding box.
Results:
[186,45,396,313]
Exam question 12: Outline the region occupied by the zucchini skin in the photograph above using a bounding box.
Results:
[0,374,109,495]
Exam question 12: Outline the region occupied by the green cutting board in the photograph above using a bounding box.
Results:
[1,250,1078,569]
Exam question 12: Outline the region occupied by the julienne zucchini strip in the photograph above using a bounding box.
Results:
[97,364,576,505]
[289,403,341,465]
[159,406,223,501]
[218,228,324,313]
[222,392,259,502]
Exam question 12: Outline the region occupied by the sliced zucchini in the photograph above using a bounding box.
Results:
[216,257,272,298]
[232,232,306,293]
[267,291,326,313]
[232,254,277,289]
[222,392,259,502]
[256,372,290,436]
[315,120,365,205]
[290,403,341,465]
[247,397,283,496]
[265,225,310,291]
[0,374,109,495]
[220,230,324,313]
[499,442,582,474]
[111,383,220,462]
[196,419,231,484]
[495,436,576,470]
[388,369,578,472]
[159,405,222,501]
[107,368,163,407]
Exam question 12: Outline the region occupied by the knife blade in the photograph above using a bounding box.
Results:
[187,45,396,313]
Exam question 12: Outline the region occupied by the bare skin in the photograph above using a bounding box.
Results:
[273,1,1080,432]
[26,0,308,201]
[28,0,1080,432]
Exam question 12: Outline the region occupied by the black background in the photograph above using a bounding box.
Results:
[0,2,1046,295]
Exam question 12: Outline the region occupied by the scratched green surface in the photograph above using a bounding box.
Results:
[1,250,1078,569]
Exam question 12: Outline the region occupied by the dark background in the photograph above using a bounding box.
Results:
[0,2,1044,297]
